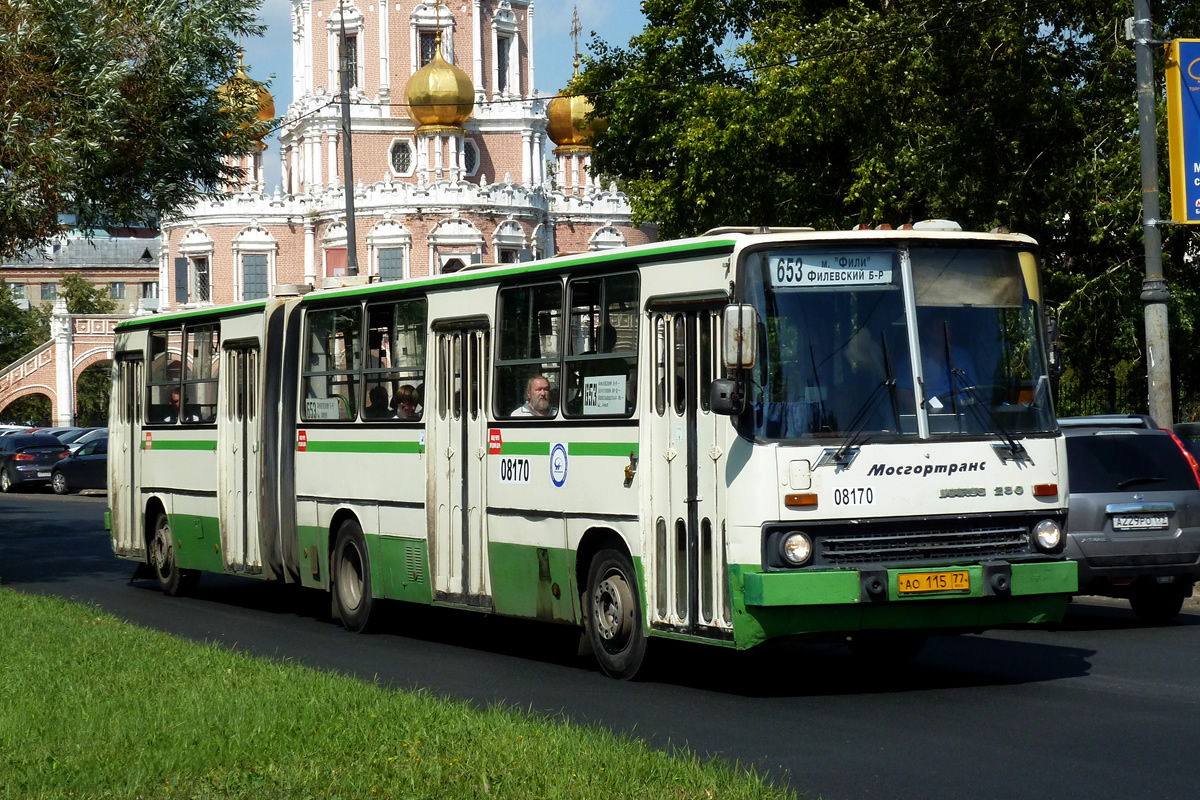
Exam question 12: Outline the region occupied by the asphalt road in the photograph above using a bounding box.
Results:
[3,493,1198,800]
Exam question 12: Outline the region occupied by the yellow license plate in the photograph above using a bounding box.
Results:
[897,570,971,595]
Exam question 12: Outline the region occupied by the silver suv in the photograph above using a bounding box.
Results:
[1060,415,1199,623]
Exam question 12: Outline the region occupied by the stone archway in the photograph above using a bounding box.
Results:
[0,388,53,426]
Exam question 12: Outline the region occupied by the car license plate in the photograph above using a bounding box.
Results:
[897,570,970,595]
[1112,514,1169,530]
[37,471,50,478]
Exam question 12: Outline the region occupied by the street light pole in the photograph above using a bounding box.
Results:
[1133,0,1171,427]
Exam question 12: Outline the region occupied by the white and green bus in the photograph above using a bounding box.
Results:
[109,224,1075,678]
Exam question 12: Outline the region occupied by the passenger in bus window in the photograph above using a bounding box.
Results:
[512,375,553,417]
[365,385,395,419]
[164,387,201,423]
[392,384,419,419]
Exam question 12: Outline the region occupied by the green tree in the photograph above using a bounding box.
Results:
[0,0,270,259]
[60,272,117,315]
[0,280,49,367]
[576,0,1200,418]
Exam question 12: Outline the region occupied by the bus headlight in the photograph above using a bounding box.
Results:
[1032,519,1062,552]
[781,532,812,565]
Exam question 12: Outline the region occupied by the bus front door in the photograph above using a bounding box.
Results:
[219,345,262,573]
[648,308,731,637]
[430,326,491,606]
[111,356,144,558]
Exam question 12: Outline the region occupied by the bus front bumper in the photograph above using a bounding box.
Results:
[730,561,1077,648]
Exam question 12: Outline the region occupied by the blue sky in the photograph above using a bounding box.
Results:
[240,0,649,191]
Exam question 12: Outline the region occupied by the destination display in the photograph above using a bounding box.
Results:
[769,251,892,287]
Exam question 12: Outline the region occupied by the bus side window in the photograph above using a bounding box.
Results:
[495,282,562,419]
[302,305,363,422]
[183,324,219,423]
[563,271,639,418]
[146,328,183,423]
[363,298,427,421]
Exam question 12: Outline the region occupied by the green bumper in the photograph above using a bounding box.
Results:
[730,561,1077,649]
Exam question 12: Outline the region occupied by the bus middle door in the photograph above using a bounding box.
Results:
[430,324,491,607]
[219,343,262,573]
[111,355,144,558]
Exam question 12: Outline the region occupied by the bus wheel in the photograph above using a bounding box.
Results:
[332,519,373,633]
[149,511,199,596]
[586,549,647,680]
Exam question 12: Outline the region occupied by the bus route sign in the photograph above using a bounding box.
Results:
[1167,39,1200,224]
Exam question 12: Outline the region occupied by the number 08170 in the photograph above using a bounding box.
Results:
[833,487,873,505]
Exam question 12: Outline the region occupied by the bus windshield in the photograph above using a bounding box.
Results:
[740,244,1055,441]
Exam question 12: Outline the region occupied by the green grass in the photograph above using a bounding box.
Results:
[0,588,796,800]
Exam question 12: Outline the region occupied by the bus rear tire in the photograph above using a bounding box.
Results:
[585,548,647,680]
[149,511,199,596]
[332,519,374,633]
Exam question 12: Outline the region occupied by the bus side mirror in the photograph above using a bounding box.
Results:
[722,305,758,369]
[710,379,742,416]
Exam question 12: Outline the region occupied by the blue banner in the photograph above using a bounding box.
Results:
[1167,39,1200,224]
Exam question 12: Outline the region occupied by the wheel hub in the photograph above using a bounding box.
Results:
[593,574,633,644]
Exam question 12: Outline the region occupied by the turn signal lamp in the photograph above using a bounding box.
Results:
[784,493,818,508]
[1032,483,1058,497]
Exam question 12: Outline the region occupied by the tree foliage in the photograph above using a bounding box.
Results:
[0,0,270,260]
[576,0,1200,419]
[60,272,117,315]
[0,280,49,367]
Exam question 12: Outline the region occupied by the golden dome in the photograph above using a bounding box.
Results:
[547,84,605,151]
[216,55,275,140]
[407,49,475,131]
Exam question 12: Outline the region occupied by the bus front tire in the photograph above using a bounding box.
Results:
[332,519,374,633]
[149,511,199,596]
[585,548,647,680]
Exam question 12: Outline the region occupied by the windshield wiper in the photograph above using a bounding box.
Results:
[948,368,1029,461]
[1116,476,1166,490]
[828,378,894,467]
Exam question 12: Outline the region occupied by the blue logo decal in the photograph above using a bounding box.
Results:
[550,442,568,487]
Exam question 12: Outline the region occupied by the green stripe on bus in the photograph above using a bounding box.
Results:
[496,442,638,457]
[143,440,217,451]
[569,442,639,458]
[301,441,425,454]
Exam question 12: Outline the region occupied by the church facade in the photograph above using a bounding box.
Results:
[160,0,654,310]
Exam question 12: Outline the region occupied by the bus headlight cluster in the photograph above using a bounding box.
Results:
[781,531,813,565]
[1032,519,1062,552]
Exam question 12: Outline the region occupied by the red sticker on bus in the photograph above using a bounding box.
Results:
[144,432,152,451]
[298,430,307,452]
[489,428,502,456]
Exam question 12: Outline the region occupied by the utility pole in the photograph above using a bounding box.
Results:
[1133,0,1172,427]
[338,0,359,276]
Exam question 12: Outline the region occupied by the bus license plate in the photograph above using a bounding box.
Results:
[1112,514,1168,530]
[897,570,970,595]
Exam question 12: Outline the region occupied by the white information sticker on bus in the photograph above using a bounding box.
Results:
[304,397,341,420]
[770,252,891,287]
[583,375,625,415]
[499,456,531,484]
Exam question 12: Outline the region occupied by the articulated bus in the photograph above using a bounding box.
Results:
[109,224,1076,678]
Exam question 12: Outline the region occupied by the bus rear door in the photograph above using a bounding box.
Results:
[111,354,144,557]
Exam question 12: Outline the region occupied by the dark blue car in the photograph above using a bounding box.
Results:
[50,436,108,495]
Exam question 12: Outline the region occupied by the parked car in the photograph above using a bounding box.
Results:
[50,435,107,495]
[0,434,69,492]
[67,427,107,454]
[1060,415,1200,623]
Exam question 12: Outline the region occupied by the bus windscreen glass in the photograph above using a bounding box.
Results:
[741,245,1055,440]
